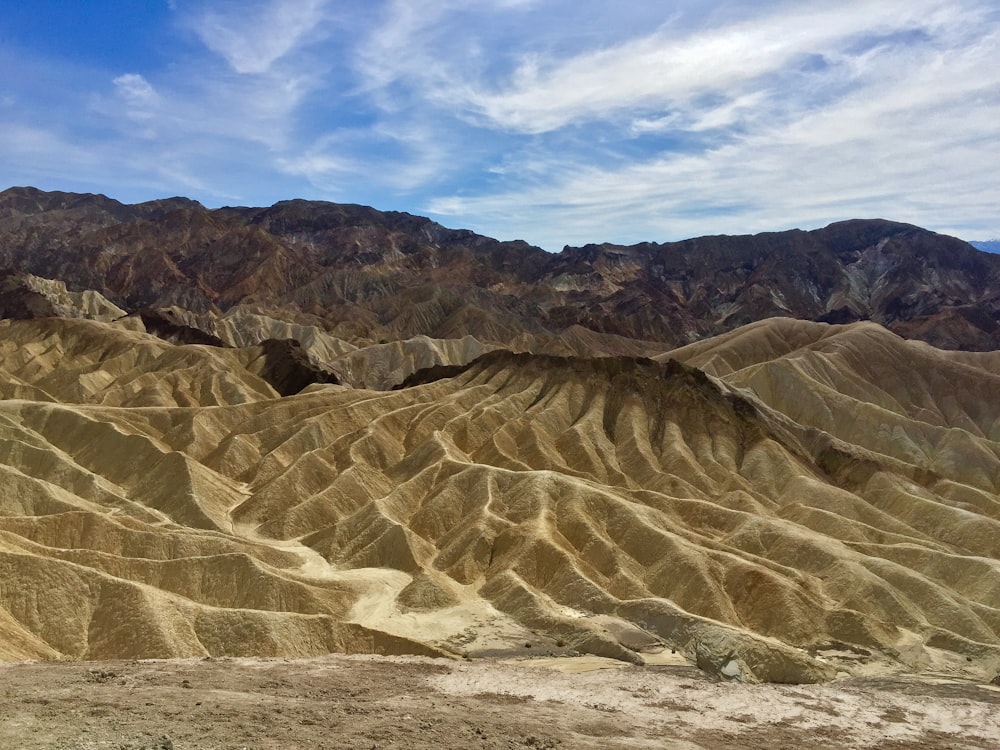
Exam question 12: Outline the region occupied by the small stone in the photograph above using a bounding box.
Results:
[721,660,742,680]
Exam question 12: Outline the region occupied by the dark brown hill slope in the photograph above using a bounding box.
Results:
[2,187,999,350]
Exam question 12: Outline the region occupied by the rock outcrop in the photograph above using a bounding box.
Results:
[2,187,999,683]
[0,316,997,682]
[2,187,999,351]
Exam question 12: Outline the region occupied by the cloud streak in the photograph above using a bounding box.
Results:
[192,0,334,74]
[418,0,1000,246]
[1,0,997,247]
[459,0,967,132]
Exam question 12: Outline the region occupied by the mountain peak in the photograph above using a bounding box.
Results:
[1,187,998,350]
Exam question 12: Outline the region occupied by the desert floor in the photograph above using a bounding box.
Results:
[1,654,998,749]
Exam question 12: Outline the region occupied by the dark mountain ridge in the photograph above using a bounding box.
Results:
[2,186,998,351]
[970,240,1000,254]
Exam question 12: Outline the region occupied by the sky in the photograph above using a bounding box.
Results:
[1,0,998,251]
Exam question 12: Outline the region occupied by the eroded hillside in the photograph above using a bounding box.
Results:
[1,315,998,684]
[3,187,1000,351]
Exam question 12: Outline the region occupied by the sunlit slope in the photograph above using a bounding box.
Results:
[136,304,669,390]
[670,318,1000,653]
[0,318,278,406]
[0,317,998,682]
[669,318,1000,488]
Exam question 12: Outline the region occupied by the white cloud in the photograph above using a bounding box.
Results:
[113,73,157,104]
[193,0,333,74]
[277,116,457,195]
[113,74,160,131]
[353,0,555,101]
[98,68,311,150]
[629,91,768,135]
[276,133,358,190]
[426,17,1000,249]
[456,0,977,133]
[354,0,457,94]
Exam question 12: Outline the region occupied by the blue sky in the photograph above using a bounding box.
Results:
[1,1,998,250]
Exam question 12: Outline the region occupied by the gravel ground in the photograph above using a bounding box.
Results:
[1,655,998,749]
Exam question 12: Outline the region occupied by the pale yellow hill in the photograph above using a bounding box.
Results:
[133,307,668,390]
[145,306,359,362]
[310,327,665,390]
[0,317,998,684]
[0,318,278,406]
[13,273,127,321]
[326,335,498,389]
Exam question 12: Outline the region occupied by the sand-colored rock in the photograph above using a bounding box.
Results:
[0,271,126,322]
[0,317,278,406]
[0,316,998,684]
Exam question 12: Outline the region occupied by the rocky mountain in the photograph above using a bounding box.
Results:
[2,186,999,355]
[1,186,999,685]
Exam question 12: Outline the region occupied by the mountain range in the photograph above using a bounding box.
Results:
[0,186,998,685]
[3,185,999,357]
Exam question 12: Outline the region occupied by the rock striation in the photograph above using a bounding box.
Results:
[2,186,999,352]
[0,315,997,682]
[1,187,999,683]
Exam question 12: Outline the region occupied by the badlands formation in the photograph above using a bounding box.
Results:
[0,189,999,697]
[1,314,999,687]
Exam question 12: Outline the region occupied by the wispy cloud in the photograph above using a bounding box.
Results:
[428,76,1000,248]
[420,0,1000,246]
[191,0,334,74]
[456,0,973,133]
[1,0,998,246]
[113,73,158,107]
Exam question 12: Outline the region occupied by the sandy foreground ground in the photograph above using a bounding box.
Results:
[1,654,998,750]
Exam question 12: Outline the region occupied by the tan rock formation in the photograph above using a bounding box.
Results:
[0,316,998,683]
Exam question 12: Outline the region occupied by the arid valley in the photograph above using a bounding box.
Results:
[1,189,999,747]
